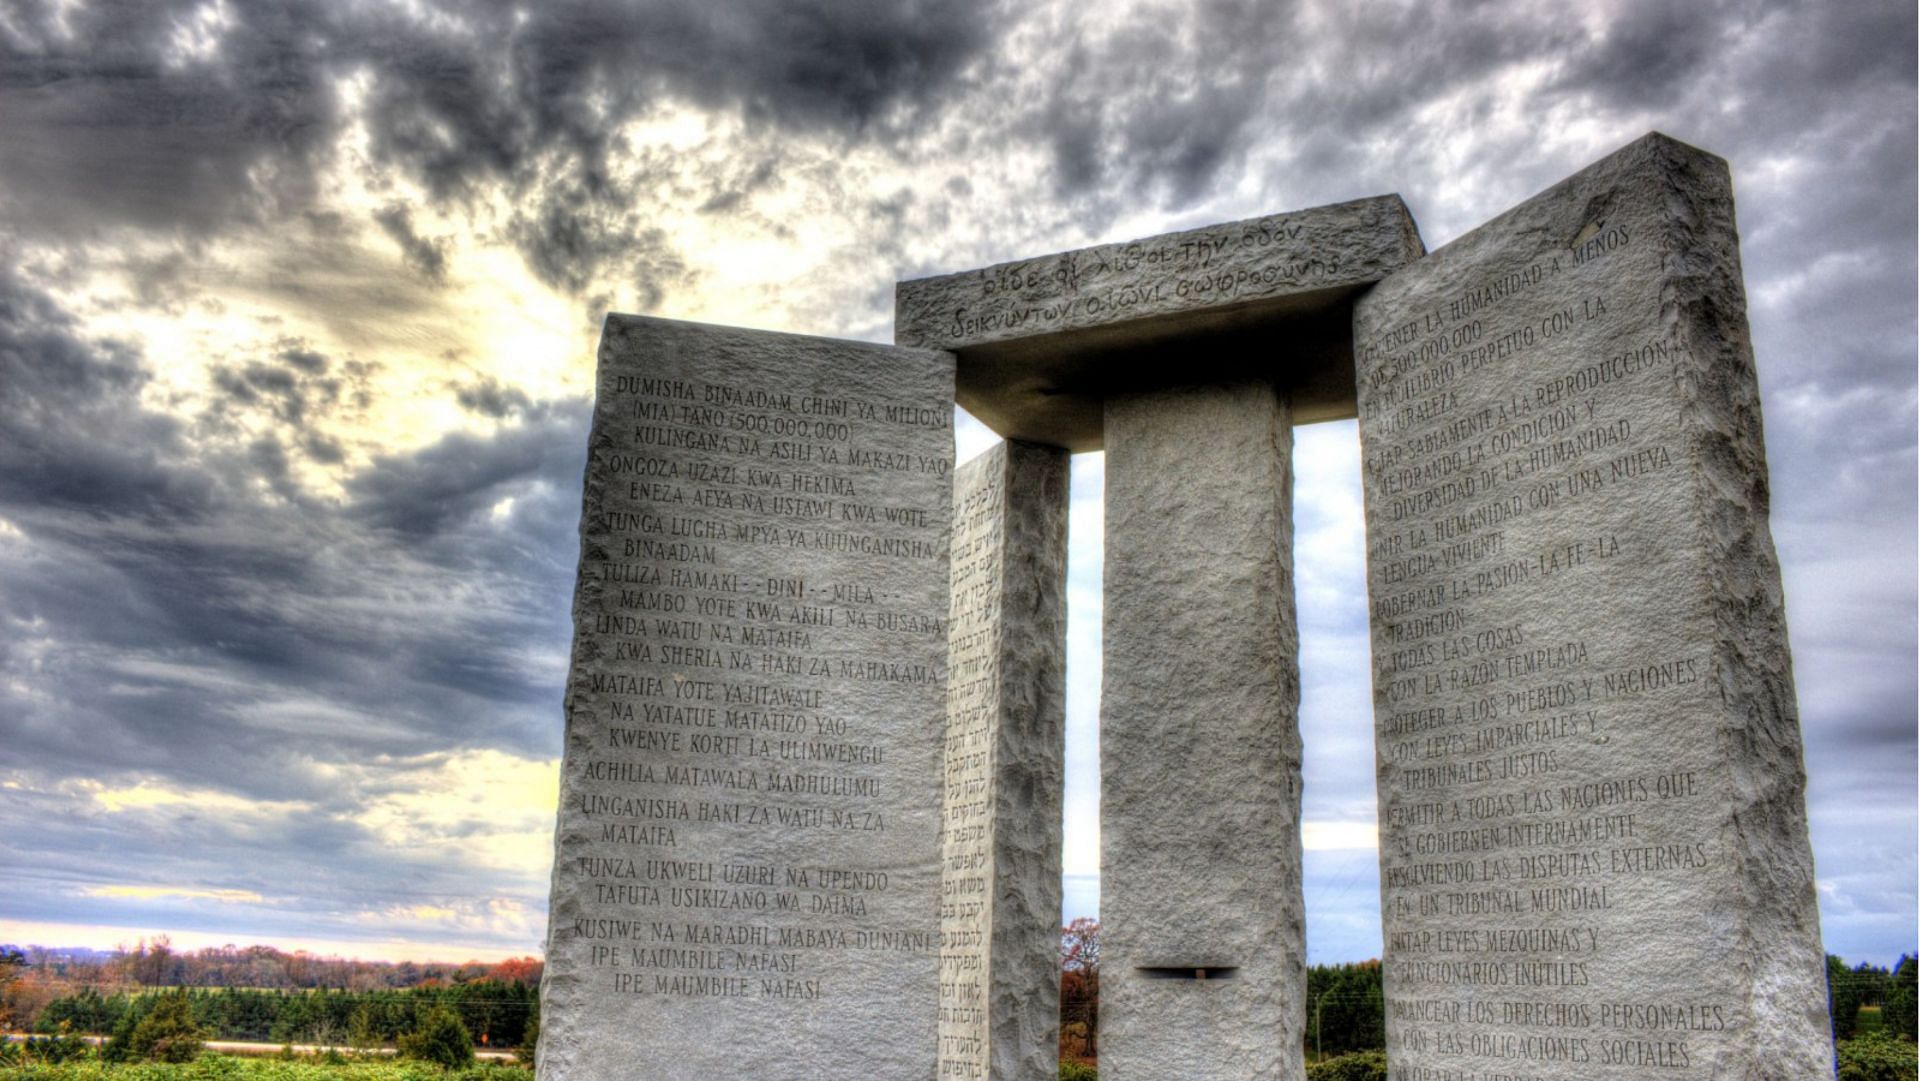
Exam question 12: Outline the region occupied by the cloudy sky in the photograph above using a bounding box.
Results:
[0,0,1912,967]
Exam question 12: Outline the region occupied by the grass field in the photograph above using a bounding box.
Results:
[0,1060,528,1081]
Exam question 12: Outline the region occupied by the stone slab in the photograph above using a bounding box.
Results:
[938,439,1070,1081]
[1101,382,1305,1080]
[1355,132,1829,1079]
[537,314,956,1081]
[896,197,1423,450]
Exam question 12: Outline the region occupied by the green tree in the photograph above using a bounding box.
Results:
[399,1005,474,1068]
[128,987,203,1062]
[1857,963,1895,1007]
[101,1003,140,1063]
[1835,954,1866,1040]
[516,1010,539,1067]
[1313,963,1385,1056]
[1889,955,1919,1042]
[348,1003,379,1052]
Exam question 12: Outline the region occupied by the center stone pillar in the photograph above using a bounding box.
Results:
[1102,380,1305,1081]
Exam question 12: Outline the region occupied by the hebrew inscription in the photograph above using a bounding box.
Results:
[538,315,956,1080]
[938,441,1070,1081]
[938,447,1004,1079]
[1356,134,1828,1080]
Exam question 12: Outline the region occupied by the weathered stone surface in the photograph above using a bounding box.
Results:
[1355,132,1828,1079]
[897,197,1423,449]
[939,440,1070,1081]
[1101,382,1304,1080]
[537,314,956,1081]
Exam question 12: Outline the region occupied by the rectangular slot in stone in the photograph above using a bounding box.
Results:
[537,314,957,1081]
[1136,967,1242,981]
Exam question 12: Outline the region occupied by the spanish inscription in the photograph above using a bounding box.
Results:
[1356,135,1828,1079]
[538,316,955,1080]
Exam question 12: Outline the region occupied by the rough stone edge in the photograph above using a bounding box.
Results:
[1649,134,1832,1077]
[989,440,1070,1081]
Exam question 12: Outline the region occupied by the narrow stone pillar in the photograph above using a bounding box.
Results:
[1101,382,1305,1080]
[939,439,1071,1081]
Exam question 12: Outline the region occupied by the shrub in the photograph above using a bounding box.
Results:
[13,1023,94,1065]
[398,1006,475,1069]
[101,1004,140,1063]
[514,1012,537,1068]
[1307,1049,1389,1081]
[1838,1029,1919,1081]
[1059,1062,1098,1081]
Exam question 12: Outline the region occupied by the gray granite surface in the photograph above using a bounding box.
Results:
[897,197,1423,448]
[939,440,1070,1081]
[1355,132,1829,1080]
[1101,382,1305,1081]
[538,314,955,1080]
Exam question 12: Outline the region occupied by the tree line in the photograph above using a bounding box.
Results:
[7,936,541,991]
[27,982,538,1050]
[1,941,543,1052]
[1831,953,1919,1041]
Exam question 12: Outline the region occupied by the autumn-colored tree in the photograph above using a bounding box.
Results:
[1060,919,1099,1063]
[0,947,24,1029]
[491,956,544,985]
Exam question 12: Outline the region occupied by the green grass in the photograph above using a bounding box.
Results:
[0,1057,529,1081]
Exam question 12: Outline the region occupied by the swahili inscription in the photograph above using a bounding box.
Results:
[538,315,955,1080]
[1356,135,1828,1079]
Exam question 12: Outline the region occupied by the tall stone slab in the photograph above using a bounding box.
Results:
[538,315,956,1081]
[1102,382,1304,1081]
[1355,133,1828,1079]
[938,440,1070,1081]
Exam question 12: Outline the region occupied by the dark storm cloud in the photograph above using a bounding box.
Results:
[0,0,1008,288]
[1027,0,1306,204]
[0,267,587,806]
[205,342,368,430]
[373,204,450,284]
[0,259,211,519]
[454,375,534,420]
